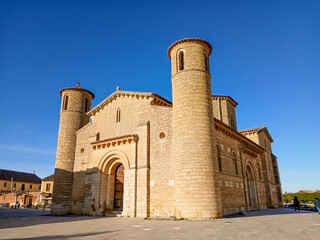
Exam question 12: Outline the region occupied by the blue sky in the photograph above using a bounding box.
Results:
[0,0,319,193]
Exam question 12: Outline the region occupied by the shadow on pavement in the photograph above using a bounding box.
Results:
[0,208,113,229]
[3,230,117,240]
[225,208,315,218]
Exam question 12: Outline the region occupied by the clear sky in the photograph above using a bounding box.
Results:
[0,0,319,193]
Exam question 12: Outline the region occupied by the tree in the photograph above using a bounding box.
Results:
[0,190,10,203]
[11,188,29,208]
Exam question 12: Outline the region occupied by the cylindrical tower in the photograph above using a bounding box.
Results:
[168,38,222,219]
[51,83,94,215]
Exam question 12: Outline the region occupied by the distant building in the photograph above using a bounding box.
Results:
[300,190,315,193]
[40,174,54,205]
[0,169,41,206]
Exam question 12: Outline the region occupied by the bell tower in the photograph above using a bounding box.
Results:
[168,38,222,219]
[51,83,94,215]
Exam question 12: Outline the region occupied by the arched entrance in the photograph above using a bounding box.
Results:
[97,150,131,215]
[246,165,258,210]
[113,164,124,211]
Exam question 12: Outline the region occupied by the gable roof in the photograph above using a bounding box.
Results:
[42,174,54,181]
[88,90,172,117]
[238,126,274,143]
[0,169,41,184]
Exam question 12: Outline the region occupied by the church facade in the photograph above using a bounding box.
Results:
[52,38,283,219]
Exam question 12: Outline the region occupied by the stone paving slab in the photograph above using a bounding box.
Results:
[0,208,319,240]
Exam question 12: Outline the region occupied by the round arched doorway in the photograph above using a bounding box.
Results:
[246,165,258,210]
[113,164,124,211]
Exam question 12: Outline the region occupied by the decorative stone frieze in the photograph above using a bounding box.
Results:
[91,134,138,150]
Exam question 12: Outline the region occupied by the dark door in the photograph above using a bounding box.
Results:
[114,164,124,211]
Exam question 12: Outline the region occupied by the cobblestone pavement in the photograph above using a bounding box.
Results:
[0,208,319,240]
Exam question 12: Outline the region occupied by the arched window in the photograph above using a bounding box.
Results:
[257,162,262,180]
[63,95,68,110]
[85,98,89,112]
[178,51,184,71]
[204,52,209,71]
[116,109,121,122]
[233,153,238,175]
[217,145,222,172]
[230,115,235,128]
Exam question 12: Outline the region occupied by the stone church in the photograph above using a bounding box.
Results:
[52,38,283,219]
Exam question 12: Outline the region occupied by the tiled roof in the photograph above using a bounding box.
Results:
[0,169,41,184]
[42,174,54,181]
[238,127,265,133]
[238,126,274,143]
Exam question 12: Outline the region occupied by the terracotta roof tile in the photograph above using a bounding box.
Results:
[0,169,41,184]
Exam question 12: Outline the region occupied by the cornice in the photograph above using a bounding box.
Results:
[167,38,212,59]
[239,127,274,143]
[214,119,264,155]
[91,134,138,150]
[60,86,95,99]
[212,95,238,107]
[87,90,172,117]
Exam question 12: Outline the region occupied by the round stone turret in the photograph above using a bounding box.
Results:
[52,83,94,215]
[168,38,222,219]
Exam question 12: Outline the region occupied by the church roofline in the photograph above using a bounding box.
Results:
[167,38,212,59]
[214,119,265,155]
[238,126,274,143]
[60,86,95,99]
[212,95,238,107]
[87,90,172,117]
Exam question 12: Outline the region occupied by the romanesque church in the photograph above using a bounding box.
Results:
[52,38,283,219]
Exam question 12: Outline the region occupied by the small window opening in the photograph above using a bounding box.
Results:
[85,98,89,112]
[63,95,69,110]
[46,183,51,191]
[233,153,238,175]
[231,116,235,128]
[116,109,121,122]
[30,185,32,189]
[159,132,166,139]
[21,184,25,191]
[205,53,209,71]
[217,145,222,172]
[178,51,184,71]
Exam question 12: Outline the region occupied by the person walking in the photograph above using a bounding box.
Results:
[293,196,300,211]
[314,197,320,214]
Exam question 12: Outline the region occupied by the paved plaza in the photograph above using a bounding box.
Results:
[0,208,319,240]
